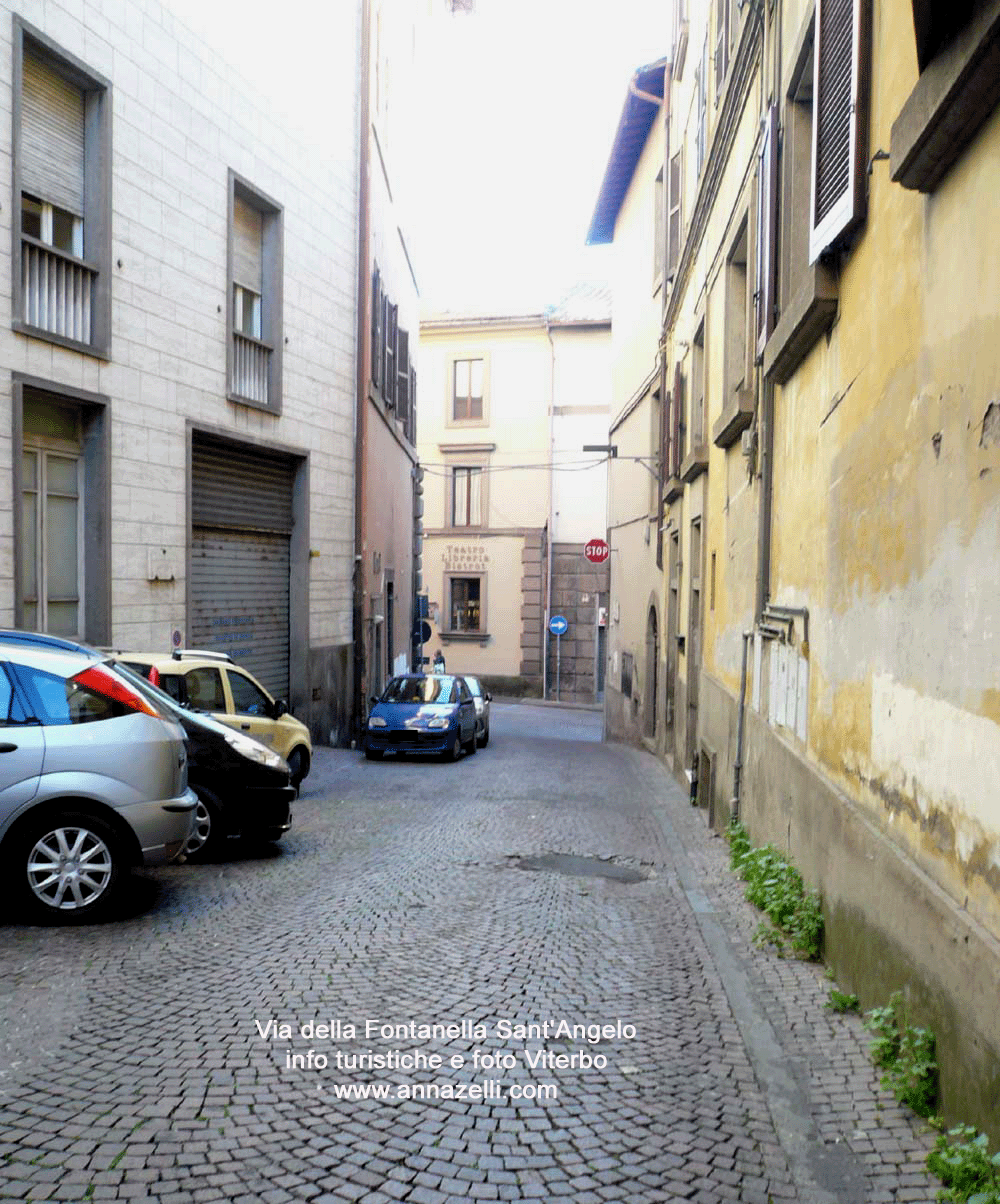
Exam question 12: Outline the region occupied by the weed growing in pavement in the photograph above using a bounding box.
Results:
[927,1124,1000,1203]
[826,988,860,1013]
[726,820,824,960]
[862,990,938,1117]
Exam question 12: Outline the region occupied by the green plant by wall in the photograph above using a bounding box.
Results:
[862,990,938,1118]
[726,820,824,960]
[826,988,860,1013]
[927,1124,1000,1203]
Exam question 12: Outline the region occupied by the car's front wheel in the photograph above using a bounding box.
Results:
[17,812,123,921]
[365,746,384,761]
[287,746,310,788]
[477,722,490,748]
[444,734,462,762]
[463,728,477,756]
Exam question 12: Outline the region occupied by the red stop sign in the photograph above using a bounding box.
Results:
[584,539,610,564]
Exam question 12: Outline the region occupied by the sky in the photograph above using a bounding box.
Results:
[164,0,670,314]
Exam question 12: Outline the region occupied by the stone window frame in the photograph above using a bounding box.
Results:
[443,570,487,637]
[11,16,112,360]
[447,352,491,429]
[761,5,839,385]
[226,169,283,414]
[890,0,1000,193]
[11,373,111,644]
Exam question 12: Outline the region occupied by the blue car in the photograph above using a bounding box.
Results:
[365,674,478,761]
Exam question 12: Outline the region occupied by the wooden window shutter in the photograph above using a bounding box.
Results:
[755,104,779,359]
[408,367,417,444]
[383,299,397,407]
[22,49,85,217]
[371,267,382,389]
[809,0,870,263]
[671,365,684,478]
[397,328,410,427]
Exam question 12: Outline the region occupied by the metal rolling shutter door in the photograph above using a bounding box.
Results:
[190,437,295,700]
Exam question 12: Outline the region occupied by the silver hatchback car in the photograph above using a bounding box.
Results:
[0,633,197,921]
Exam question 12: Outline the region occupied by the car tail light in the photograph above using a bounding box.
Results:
[70,665,161,718]
[148,665,161,688]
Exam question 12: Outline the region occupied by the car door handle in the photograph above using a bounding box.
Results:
[0,742,18,753]
[240,723,251,730]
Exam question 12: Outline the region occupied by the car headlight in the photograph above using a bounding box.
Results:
[426,717,451,729]
[368,716,388,728]
[223,729,286,770]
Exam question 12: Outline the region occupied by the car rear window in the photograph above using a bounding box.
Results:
[13,664,116,725]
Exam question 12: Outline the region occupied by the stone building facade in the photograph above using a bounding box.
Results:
[0,0,361,743]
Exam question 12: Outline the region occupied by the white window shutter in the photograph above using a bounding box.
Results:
[756,104,779,358]
[232,195,263,292]
[22,50,85,217]
[809,0,870,263]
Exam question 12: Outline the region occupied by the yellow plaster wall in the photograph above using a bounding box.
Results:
[769,0,1000,932]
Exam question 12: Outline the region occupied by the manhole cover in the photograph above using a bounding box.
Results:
[509,853,648,883]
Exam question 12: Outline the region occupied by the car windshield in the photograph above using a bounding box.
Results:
[381,676,456,704]
[464,678,481,696]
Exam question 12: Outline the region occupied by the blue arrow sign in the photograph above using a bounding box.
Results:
[549,615,568,636]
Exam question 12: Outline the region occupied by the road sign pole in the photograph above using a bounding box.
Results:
[556,633,561,701]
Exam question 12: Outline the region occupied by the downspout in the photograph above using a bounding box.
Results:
[732,629,752,820]
[735,0,774,809]
[352,0,372,745]
[543,318,555,699]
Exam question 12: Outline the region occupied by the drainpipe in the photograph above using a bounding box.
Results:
[543,318,555,699]
[732,629,752,820]
[352,0,372,744]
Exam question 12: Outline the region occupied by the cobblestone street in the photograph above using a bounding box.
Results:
[0,704,940,1203]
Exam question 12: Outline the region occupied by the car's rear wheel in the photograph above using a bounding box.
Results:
[463,729,477,756]
[185,794,223,860]
[18,812,122,921]
[287,746,310,788]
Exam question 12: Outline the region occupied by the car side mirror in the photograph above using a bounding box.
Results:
[272,698,289,719]
[485,692,492,702]
[369,696,379,709]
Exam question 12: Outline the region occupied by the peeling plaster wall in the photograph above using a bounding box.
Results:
[744,0,1000,1121]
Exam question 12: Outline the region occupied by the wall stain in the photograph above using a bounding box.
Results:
[864,772,1000,895]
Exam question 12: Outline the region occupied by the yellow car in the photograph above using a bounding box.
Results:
[114,650,312,788]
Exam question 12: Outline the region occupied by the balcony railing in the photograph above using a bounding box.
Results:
[21,237,95,345]
[231,332,271,406]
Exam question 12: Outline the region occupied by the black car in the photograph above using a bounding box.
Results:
[115,663,295,858]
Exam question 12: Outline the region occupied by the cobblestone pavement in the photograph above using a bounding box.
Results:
[0,704,940,1203]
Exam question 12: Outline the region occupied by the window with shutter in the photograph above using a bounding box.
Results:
[809,0,870,262]
[227,172,283,411]
[371,267,382,390]
[671,365,684,479]
[383,299,397,408]
[667,149,683,280]
[408,367,417,444]
[397,327,410,428]
[13,20,111,356]
[756,104,779,358]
